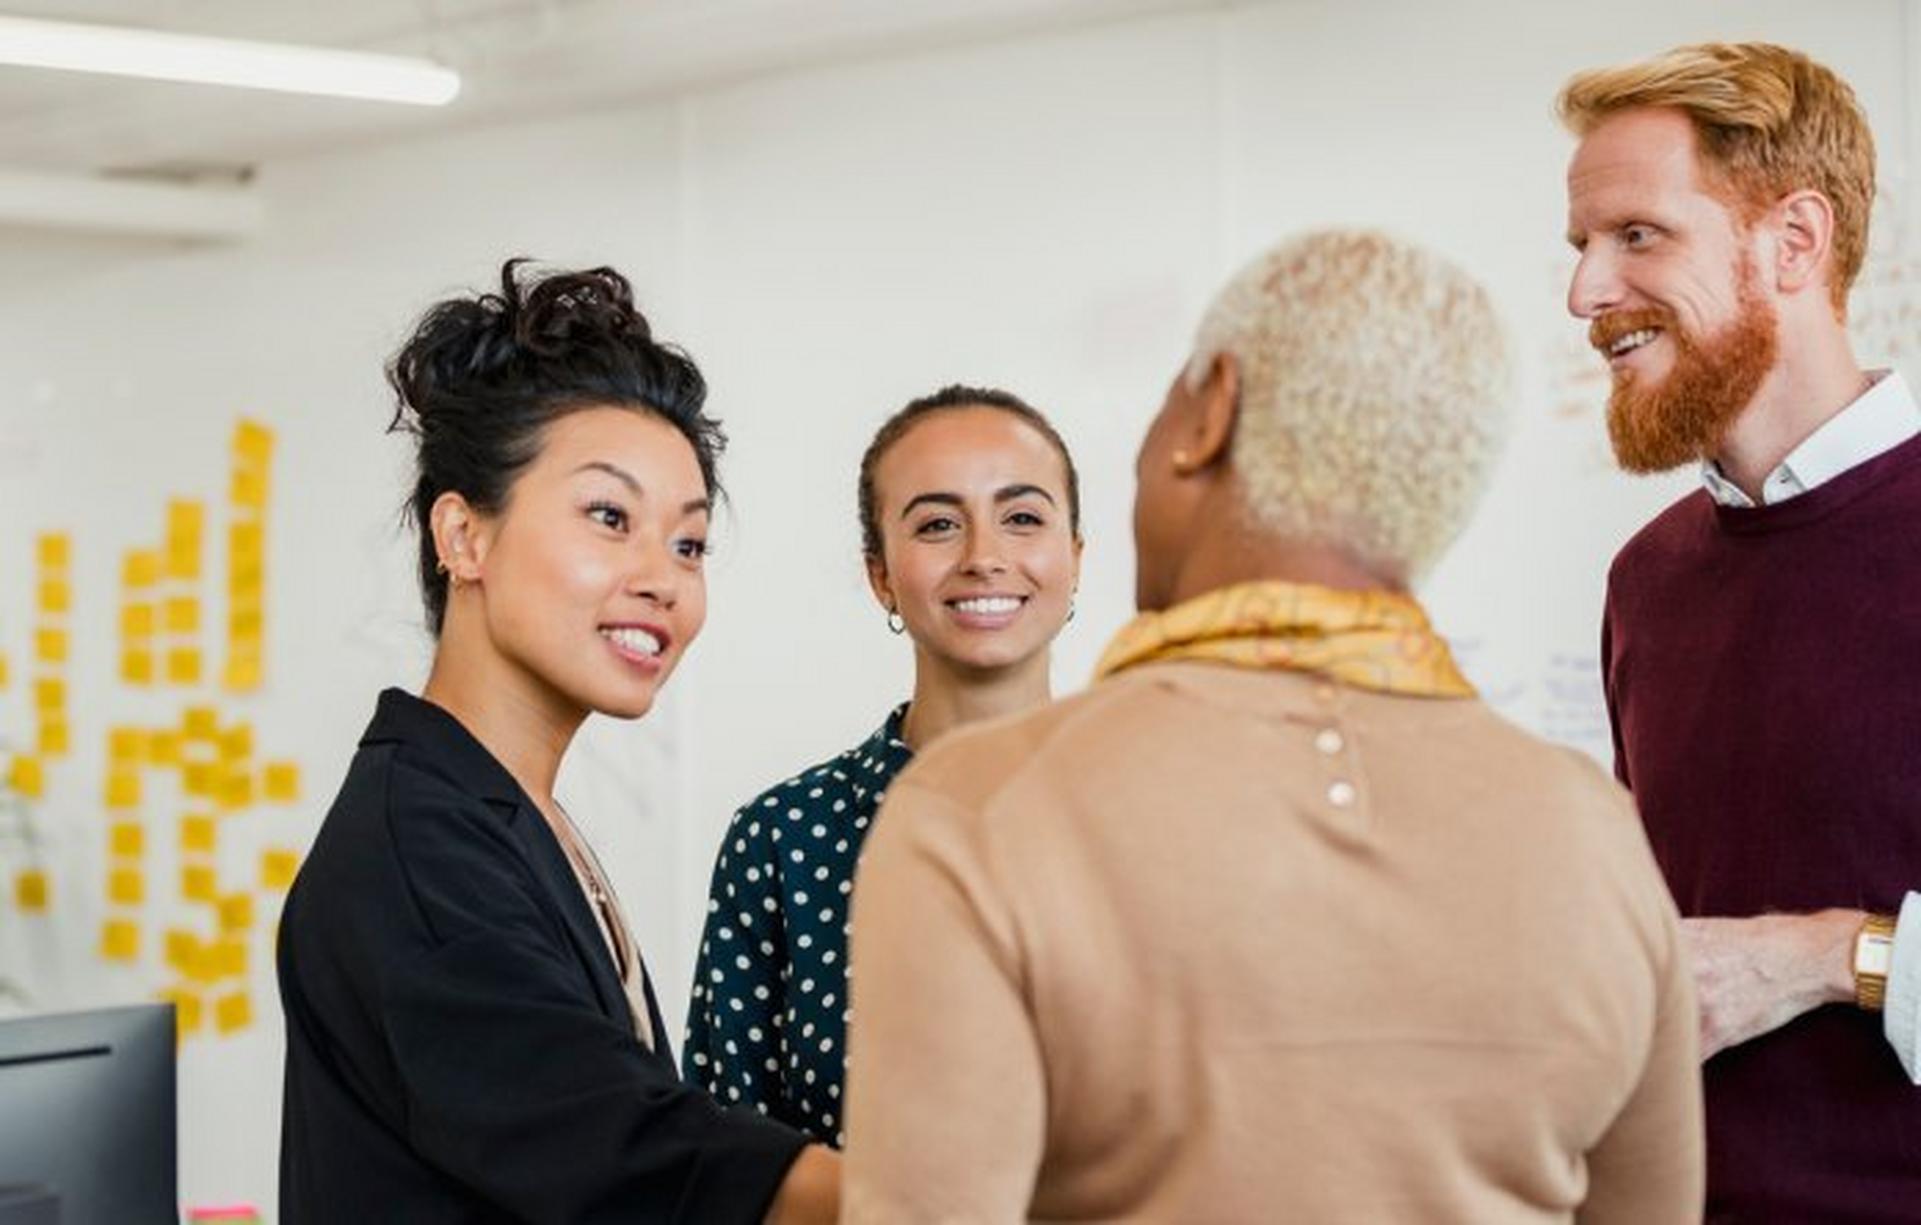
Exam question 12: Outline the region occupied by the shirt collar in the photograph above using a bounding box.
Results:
[871,702,913,760]
[1702,369,1920,507]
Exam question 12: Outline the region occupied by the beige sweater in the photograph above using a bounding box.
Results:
[843,661,1701,1224]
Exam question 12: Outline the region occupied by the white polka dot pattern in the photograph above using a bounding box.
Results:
[683,704,912,1147]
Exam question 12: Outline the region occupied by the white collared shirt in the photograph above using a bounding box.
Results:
[1700,368,1921,1082]
[1700,369,1920,507]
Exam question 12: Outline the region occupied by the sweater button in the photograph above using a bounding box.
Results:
[1327,780,1357,808]
[1314,727,1345,755]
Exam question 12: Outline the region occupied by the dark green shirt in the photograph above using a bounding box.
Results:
[683,706,912,1146]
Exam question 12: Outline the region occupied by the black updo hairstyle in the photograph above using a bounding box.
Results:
[387,259,724,636]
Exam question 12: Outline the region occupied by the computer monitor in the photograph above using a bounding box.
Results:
[0,1003,175,1224]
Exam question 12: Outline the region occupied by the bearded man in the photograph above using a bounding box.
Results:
[1563,42,1921,1221]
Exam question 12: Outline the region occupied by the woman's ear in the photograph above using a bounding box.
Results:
[1181,350,1240,473]
[864,552,896,613]
[429,491,489,587]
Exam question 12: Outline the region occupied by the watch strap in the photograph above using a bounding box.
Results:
[1856,912,1898,1011]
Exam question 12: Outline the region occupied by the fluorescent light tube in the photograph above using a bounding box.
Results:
[0,15,460,106]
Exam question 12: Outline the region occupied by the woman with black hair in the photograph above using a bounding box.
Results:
[276,262,837,1223]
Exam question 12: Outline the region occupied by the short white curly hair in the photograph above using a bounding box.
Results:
[1187,229,1513,585]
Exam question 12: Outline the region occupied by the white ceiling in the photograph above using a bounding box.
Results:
[0,0,1228,175]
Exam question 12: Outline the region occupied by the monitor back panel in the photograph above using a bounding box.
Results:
[0,1004,175,1225]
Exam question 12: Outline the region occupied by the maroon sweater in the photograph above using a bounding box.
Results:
[1602,430,1921,1223]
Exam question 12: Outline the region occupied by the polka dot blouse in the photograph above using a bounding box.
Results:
[683,704,913,1147]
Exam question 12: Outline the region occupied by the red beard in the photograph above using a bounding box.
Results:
[1590,267,1778,474]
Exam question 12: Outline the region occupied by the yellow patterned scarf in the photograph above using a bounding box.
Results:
[1093,579,1474,698]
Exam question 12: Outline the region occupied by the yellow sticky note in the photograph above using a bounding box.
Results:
[263,761,300,804]
[261,849,299,892]
[230,521,264,564]
[234,420,275,464]
[217,769,255,812]
[158,988,203,1037]
[166,498,204,540]
[36,533,71,571]
[108,866,144,906]
[7,756,45,799]
[36,719,69,757]
[149,731,182,767]
[109,821,145,858]
[181,864,217,903]
[15,869,49,912]
[164,544,200,582]
[164,500,204,582]
[105,768,141,810]
[227,606,263,643]
[162,596,199,635]
[32,678,63,711]
[120,602,155,638]
[211,937,247,978]
[164,929,198,973]
[120,649,154,686]
[165,647,202,686]
[99,918,140,961]
[180,814,216,854]
[122,549,161,589]
[37,579,70,615]
[33,629,68,664]
[183,706,219,739]
[218,724,253,762]
[182,761,217,799]
[218,894,254,935]
[231,469,268,510]
[221,655,262,693]
[214,990,252,1034]
[107,727,142,763]
[186,942,221,983]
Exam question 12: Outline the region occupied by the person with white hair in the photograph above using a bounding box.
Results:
[838,229,1703,1223]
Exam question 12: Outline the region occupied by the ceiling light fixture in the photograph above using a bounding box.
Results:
[0,15,460,106]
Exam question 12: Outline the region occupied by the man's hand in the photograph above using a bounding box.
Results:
[1683,910,1863,1059]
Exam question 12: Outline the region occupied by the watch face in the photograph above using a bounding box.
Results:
[1858,937,1895,978]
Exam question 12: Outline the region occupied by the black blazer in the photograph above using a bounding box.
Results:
[278,689,806,1223]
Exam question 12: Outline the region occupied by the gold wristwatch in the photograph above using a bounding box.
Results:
[1854,913,1898,1011]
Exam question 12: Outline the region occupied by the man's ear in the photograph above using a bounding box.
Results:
[1175,350,1240,475]
[429,491,489,585]
[1773,189,1837,299]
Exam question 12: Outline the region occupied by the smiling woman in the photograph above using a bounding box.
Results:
[275,261,838,1224]
[683,384,1082,1146]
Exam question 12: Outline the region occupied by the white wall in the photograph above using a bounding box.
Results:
[1,0,1916,1213]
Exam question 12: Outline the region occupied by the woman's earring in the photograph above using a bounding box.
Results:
[1067,599,1076,623]
[886,608,906,635]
